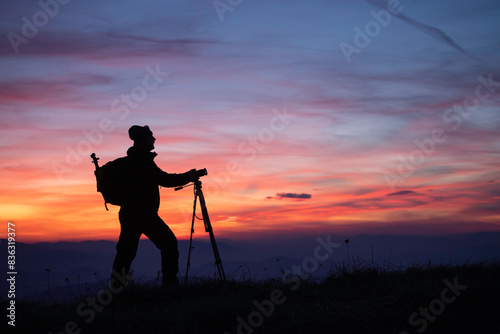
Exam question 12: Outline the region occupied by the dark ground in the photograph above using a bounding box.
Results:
[4,261,500,334]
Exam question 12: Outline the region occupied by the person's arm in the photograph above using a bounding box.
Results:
[156,165,195,188]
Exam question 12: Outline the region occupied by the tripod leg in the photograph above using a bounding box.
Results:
[184,190,198,284]
[207,225,226,281]
[196,182,226,281]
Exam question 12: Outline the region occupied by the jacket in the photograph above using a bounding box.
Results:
[122,146,191,213]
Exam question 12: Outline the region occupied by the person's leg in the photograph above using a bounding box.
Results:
[143,214,179,286]
[111,211,142,284]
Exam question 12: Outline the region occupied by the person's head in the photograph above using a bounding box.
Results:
[129,125,155,151]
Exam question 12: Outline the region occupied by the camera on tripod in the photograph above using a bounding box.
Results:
[194,168,207,178]
[177,169,208,191]
[182,167,226,283]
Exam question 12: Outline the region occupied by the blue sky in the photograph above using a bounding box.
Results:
[1,0,499,241]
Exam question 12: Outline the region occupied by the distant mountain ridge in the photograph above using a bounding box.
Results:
[1,232,499,301]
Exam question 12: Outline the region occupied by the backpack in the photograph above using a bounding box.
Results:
[91,153,129,210]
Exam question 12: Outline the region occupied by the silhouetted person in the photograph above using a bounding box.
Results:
[111,125,196,287]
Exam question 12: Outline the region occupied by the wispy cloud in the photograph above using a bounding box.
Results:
[269,193,312,200]
[365,0,473,57]
[387,190,417,196]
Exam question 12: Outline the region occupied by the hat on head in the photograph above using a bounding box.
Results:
[129,125,153,141]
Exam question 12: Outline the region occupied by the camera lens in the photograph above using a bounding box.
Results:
[196,168,207,177]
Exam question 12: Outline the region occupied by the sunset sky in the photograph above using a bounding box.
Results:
[1,0,499,243]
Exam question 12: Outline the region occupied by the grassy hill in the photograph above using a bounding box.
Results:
[6,261,500,334]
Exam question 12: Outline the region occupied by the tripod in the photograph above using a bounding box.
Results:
[176,179,226,284]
